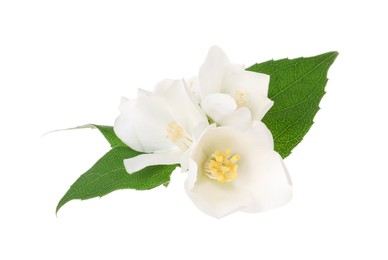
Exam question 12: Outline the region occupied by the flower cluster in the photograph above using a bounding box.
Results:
[114,46,292,218]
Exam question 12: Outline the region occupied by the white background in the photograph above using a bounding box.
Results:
[1,0,387,259]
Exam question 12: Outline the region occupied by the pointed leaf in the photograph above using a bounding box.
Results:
[56,147,177,213]
[247,52,338,158]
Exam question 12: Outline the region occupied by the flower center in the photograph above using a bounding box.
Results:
[204,149,240,182]
[234,90,247,107]
[166,121,192,151]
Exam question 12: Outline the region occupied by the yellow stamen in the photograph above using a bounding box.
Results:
[204,149,240,182]
[166,121,184,142]
[166,121,192,151]
[235,90,247,107]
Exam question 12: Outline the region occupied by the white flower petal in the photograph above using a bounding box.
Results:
[114,96,175,153]
[184,77,201,104]
[153,79,176,93]
[124,150,182,174]
[223,64,270,96]
[137,88,152,97]
[252,95,274,120]
[185,171,253,218]
[198,46,230,96]
[236,149,292,213]
[185,158,199,190]
[190,122,214,142]
[200,93,237,122]
[222,64,271,120]
[217,107,252,128]
[192,121,274,151]
[246,121,274,148]
[159,80,208,134]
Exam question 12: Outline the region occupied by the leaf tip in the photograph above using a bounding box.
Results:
[326,51,339,61]
[55,204,62,216]
[56,197,69,215]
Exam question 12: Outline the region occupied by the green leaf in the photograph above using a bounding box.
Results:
[247,51,338,158]
[75,124,127,148]
[56,147,177,213]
